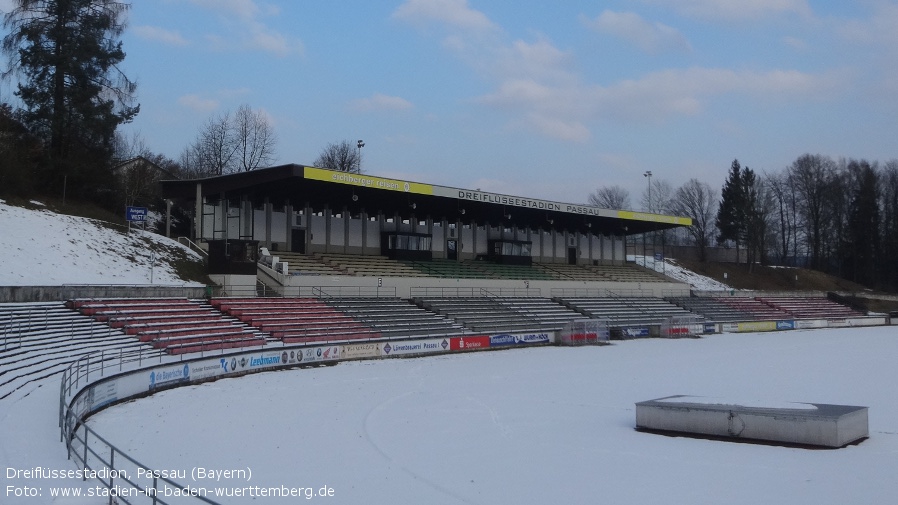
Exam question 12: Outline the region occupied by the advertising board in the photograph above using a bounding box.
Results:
[489,332,552,347]
[449,336,490,351]
[776,320,796,330]
[148,363,190,390]
[342,342,382,359]
[796,319,827,329]
[381,338,449,356]
[620,327,650,338]
[736,321,777,332]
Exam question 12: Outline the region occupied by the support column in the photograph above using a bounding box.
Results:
[361,209,368,253]
[285,199,293,251]
[193,183,202,241]
[264,197,272,249]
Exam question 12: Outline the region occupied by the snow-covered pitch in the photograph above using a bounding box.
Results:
[4,326,894,505]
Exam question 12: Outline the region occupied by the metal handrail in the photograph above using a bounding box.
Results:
[177,236,208,257]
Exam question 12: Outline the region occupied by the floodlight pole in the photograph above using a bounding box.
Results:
[357,140,365,172]
[643,171,652,213]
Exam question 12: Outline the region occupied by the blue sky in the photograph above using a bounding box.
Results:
[7,0,898,205]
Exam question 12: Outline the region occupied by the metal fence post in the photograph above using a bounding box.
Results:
[82,428,89,479]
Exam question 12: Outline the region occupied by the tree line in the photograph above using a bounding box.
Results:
[590,155,898,291]
[0,1,359,211]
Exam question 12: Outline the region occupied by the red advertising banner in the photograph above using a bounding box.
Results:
[450,336,490,351]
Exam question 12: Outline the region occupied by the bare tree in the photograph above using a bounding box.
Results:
[198,111,237,176]
[789,154,836,269]
[880,160,898,291]
[588,185,631,209]
[671,179,717,262]
[313,140,361,173]
[641,178,673,214]
[234,104,277,172]
[180,104,277,177]
[765,171,799,265]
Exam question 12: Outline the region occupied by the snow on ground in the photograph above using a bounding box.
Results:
[55,326,894,505]
[0,200,202,286]
[632,254,732,291]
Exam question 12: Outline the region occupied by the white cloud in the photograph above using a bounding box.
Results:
[187,0,302,56]
[349,94,414,112]
[583,10,691,53]
[642,0,812,21]
[133,25,189,46]
[178,94,220,113]
[595,67,840,121]
[397,0,834,142]
[392,0,497,32]
[478,66,841,139]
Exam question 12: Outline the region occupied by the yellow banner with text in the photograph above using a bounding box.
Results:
[303,166,433,195]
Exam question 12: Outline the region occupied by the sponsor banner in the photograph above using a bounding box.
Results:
[796,319,827,329]
[847,317,886,327]
[149,363,190,390]
[246,351,285,369]
[85,381,118,411]
[703,323,718,334]
[342,342,382,359]
[297,345,341,364]
[621,327,650,338]
[450,336,490,351]
[827,319,849,328]
[304,166,433,195]
[381,338,449,356]
[736,321,777,332]
[190,358,230,381]
[489,332,553,347]
[776,320,796,331]
[721,323,739,333]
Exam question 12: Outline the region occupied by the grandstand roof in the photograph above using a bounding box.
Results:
[160,164,691,236]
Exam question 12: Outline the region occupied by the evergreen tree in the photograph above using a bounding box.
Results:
[716,159,745,262]
[2,0,139,200]
[741,166,769,270]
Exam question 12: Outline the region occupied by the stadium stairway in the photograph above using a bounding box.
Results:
[555,296,701,329]
[417,296,588,334]
[0,302,152,401]
[212,297,381,343]
[69,298,267,355]
[213,297,465,343]
[756,296,865,319]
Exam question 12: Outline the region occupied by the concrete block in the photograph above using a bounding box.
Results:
[635,395,868,448]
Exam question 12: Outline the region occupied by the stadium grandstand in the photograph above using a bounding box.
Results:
[159,164,693,298]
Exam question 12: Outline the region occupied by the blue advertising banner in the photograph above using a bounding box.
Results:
[776,320,796,330]
[621,327,650,338]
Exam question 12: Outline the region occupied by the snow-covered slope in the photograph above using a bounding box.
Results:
[633,254,732,291]
[0,199,203,286]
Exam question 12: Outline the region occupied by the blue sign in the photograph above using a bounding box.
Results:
[776,320,795,330]
[126,206,148,222]
[703,323,717,334]
[621,327,650,338]
[654,252,663,261]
